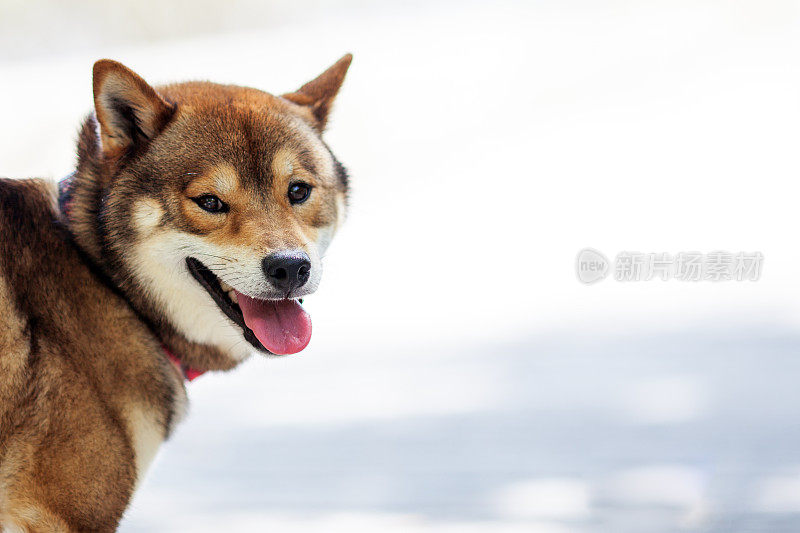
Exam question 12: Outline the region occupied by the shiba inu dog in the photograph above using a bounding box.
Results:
[0,55,351,531]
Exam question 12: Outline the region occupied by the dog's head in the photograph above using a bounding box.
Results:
[85,57,351,361]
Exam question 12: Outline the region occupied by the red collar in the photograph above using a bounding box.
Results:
[59,174,204,383]
[163,345,205,382]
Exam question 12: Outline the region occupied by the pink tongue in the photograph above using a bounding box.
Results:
[235,293,312,355]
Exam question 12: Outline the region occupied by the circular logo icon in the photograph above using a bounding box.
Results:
[575,248,609,284]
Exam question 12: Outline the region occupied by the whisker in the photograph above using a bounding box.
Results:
[192,252,239,263]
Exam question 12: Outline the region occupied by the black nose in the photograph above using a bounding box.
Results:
[263,251,311,293]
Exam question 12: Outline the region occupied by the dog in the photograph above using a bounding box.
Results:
[0,55,351,531]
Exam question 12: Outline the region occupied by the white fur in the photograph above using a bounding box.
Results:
[125,404,170,487]
[124,365,188,486]
[0,519,27,533]
[128,228,256,360]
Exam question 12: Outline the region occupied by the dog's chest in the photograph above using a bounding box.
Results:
[124,384,187,486]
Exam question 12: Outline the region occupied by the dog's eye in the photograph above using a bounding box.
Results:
[194,195,228,213]
[288,183,312,205]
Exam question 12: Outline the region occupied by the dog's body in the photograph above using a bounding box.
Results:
[0,57,351,531]
[0,178,180,530]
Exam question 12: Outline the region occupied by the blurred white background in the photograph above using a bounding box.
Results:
[2,1,800,531]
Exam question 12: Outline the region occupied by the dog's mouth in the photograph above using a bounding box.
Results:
[185,257,312,355]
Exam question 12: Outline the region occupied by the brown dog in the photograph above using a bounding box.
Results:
[0,55,351,531]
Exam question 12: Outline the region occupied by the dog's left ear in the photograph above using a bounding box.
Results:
[92,59,175,158]
[282,54,352,131]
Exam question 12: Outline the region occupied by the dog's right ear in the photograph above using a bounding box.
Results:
[92,59,174,159]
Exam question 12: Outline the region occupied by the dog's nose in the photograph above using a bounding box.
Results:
[263,251,311,293]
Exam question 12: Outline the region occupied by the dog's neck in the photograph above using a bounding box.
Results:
[57,116,240,374]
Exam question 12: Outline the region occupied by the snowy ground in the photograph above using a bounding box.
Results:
[2,1,800,531]
[119,328,800,533]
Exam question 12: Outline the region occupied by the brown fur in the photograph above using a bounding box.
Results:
[0,56,351,531]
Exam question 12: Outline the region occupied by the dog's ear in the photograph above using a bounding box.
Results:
[92,59,174,158]
[282,54,352,131]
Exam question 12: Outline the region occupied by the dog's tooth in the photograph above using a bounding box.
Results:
[229,290,238,304]
[219,280,233,292]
